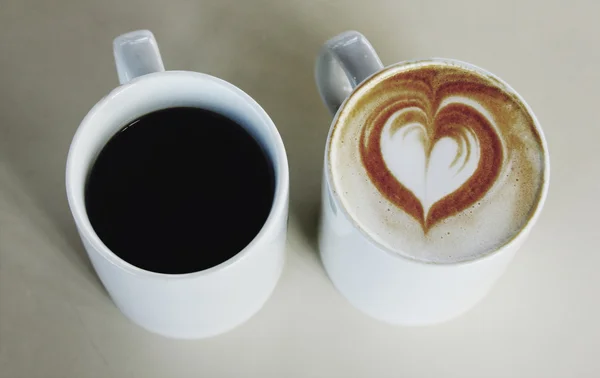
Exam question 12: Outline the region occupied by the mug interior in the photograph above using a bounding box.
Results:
[66,71,288,276]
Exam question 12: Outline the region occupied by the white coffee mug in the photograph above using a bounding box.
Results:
[66,30,289,339]
[315,31,550,325]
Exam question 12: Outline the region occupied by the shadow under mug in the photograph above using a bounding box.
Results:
[316,31,550,325]
[66,30,289,339]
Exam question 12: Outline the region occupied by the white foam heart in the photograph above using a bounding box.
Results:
[380,107,481,217]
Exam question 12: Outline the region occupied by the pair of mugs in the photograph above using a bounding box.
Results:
[66,30,549,339]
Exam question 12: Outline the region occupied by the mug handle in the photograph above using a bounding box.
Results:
[113,30,165,85]
[315,31,384,115]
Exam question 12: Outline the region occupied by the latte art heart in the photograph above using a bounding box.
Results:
[360,95,504,231]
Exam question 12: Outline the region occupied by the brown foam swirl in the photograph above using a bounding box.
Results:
[358,68,510,231]
[360,93,504,231]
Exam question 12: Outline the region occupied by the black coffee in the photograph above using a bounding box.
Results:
[85,107,275,274]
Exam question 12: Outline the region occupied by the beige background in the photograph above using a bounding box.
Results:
[0,0,598,377]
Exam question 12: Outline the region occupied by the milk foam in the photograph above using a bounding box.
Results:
[329,61,546,263]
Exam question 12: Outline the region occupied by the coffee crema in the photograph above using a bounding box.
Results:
[329,60,546,263]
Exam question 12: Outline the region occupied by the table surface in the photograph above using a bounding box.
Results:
[1,0,598,377]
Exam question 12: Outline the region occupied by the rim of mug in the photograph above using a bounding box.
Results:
[66,70,289,278]
[325,57,550,266]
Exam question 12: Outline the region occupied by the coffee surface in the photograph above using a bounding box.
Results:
[329,61,546,263]
[86,107,274,274]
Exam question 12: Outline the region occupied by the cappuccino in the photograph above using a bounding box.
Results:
[329,60,546,263]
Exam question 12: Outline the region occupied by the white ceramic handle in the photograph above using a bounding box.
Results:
[315,31,384,115]
[113,30,165,85]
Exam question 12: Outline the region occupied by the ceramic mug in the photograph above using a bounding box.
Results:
[315,31,549,325]
[66,30,289,338]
